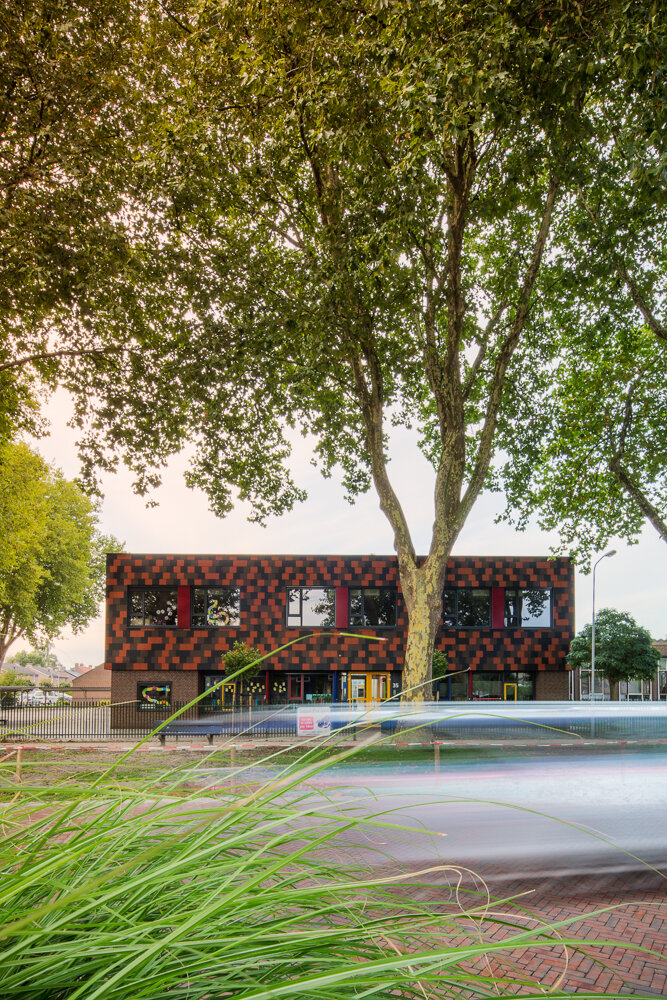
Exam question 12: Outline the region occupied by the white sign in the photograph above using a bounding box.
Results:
[296,707,331,737]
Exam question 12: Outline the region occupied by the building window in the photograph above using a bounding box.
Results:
[658,658,667,701]
[504,588,552,628]
[349,588,397,628]
[288,674,304,699]
[128,588,178,627]
[192,587,240,627]
[579,668,609,701]
[137,682,172,710]
[470,672,535,701]
[443,588,491,628]
[286,588,335,627]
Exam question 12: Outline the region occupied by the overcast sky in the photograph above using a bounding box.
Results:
[22,392,665,668]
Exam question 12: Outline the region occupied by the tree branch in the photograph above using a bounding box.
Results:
[349,351,416,568]
[462,300,508,401]
[609,456,667,543]
[617,261,667,342]
[460,174,560,520]
[0,346,122,374]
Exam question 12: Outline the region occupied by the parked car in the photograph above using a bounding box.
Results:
[19,689,72,706]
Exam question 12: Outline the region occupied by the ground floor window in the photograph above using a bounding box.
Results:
[137,681,172,710]
[578,669,609,700]
[201,675,237,710]
[579,668,658,701]
[199,671,398,707]
[658,660,667,700]
[436,672,469,700]
[468,671,535,701]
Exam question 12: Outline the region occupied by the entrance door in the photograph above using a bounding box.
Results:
[369,673,389,702]
[350,675,367,704]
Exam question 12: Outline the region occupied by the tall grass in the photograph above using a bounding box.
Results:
[1,733,664,1000]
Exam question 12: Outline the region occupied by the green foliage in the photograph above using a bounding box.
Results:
[498,316,667,568]
[4,2,667,688]
[0,667,31,708]
[0,440,123,665]
[0,733,660,998]
[432,650,449,681]
[7,646,60,671]
[494,8,667,565]
[567,608,660,698]
[0,0,197,466]
[223,640,264,677]
[0,668,32,688]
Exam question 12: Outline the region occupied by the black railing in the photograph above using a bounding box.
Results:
[3,690,667,743]
[0,689,300,741]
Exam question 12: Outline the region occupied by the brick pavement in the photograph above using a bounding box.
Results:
[403,865,667,996]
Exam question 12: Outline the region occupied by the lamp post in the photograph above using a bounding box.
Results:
[591,549,616,700]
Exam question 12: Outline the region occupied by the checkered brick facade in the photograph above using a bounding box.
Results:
[105,554,573,678]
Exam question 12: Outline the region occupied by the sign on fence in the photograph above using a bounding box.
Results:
[296,707,331,737]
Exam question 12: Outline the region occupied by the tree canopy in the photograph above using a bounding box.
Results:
[499,323,667,567]
[0,0,193,480]
[5,1,667,692]
[103,0,661,694]
[495,1,667,567]
[567,607,659,700]
[0,441,121,666]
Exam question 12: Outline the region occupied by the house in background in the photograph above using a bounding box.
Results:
[71,663,111,702]
[105,553,574,719]
[568,639,667,702]
[10,662,73,688]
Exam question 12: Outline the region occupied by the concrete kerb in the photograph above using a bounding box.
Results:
[3,737,667,754]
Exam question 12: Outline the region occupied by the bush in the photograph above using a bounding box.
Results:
[223,640,264,676]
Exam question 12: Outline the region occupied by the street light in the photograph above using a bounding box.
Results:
[591,549,617,700]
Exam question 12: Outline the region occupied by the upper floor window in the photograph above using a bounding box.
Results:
[192,587,240,627]
[504,589,551,628]
[349,588,397,628]
[287,588,335,627]
[128,588,178,627]
[443,588,491,628]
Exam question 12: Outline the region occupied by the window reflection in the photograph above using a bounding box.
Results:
[128,588,178,627]
[349,588,396,627]
[286,588,336,627]
[192,588,240,627]
[443,589,491,628]
[504,589,551,628]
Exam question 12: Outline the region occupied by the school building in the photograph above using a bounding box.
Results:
[104,553,575,713]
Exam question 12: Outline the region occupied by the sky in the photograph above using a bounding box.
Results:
[19,391,665,669]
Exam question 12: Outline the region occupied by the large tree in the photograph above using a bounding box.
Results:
[8,2,666,696]
[99,0,658,697]
[0,441,120,667]
[567,607,659,700]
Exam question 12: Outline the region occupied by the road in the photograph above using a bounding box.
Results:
[224,743,667,996]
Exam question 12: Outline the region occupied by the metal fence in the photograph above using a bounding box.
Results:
[0,689,300,741]
[2,690,667,743]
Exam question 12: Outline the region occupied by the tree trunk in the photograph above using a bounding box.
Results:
[609,678,620,701]
[0,636,18,672]
[400,557,450,702]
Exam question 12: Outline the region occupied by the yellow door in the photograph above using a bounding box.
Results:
[370,673,389,702]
